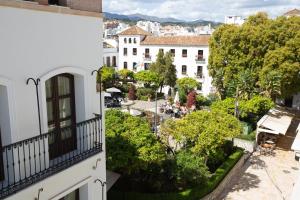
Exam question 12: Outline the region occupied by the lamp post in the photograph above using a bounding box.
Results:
[154,90,158,136]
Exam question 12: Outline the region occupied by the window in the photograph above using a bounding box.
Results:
[145,48,150,58]
[159,48,164,54]
[129,38,132,43]
[133,62,137,71]
[124,38,127,43]
[134,38,137,43]
[133,48,137,55]
[170,49,175,57]
[106,57,111,67]
[124,48,127,56]
[46,74,76,159]
[197,50,204,60]
[182,49,187,57]
[124,62,128,69]
[197,83,202,91]
[112,56,117,67]
[197,66,203,78]
[182,65,187,75]
[144,63,150,70]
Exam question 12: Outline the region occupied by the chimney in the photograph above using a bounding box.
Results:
[37,0,49,5]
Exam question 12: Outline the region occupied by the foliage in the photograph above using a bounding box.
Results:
[136,88,155,100]
[118,69,135,80]
[150,51,177,90]
[209,13,300,99]
[176,78,199,93]
[108,149,244,200]
[178,88,187,104]
[169,110,241,157]
[105,109,166,174]
[211,98,236,115]
[98,65,117,89]
[135,70,160,88]
[174,150,210,187]
[196,95,210,108]
[236,130,256,141]
[186,91,197,108]
[128,84,137,100]
[211,96,274,122]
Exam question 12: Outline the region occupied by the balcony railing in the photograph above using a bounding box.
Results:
[195,56,206,63]
[143,54,151,61]
[0,117,103,199]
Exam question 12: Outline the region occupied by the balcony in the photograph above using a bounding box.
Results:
[0,117,103,199]
[195,55,206,64]
[195,73,204,80]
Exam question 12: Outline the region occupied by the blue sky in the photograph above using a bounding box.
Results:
[103,0,300,22]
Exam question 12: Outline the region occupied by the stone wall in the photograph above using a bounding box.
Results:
[201,153,250,200]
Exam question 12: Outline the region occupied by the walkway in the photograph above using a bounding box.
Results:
[221,150,299,200]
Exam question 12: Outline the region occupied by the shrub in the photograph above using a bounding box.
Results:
[174,150,210,187]
[186,91,197,108]
[196,95,211,109]
[178,88,187,104]
[137,88,156,100]
[128,84,137,100]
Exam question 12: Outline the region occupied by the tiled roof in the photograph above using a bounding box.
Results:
[284,8,300,16]
[119,26,151,36]
[141,35,210,46]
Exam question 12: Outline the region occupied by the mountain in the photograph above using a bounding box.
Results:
[103,12,221,26]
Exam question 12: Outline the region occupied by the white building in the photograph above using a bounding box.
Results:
[118,26,213,96]
[136,21,160,36]
[0,0,107,200]
[225,15,245,25]
[103,39,118,68]
[284,8,300,17]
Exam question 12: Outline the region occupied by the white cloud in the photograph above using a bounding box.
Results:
[103,0,300,22]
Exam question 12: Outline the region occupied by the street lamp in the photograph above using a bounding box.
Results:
[154,90,158,136]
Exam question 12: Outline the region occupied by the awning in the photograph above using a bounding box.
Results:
[106,87,121,93]
[106,170,121,191]
[257,108,293,136]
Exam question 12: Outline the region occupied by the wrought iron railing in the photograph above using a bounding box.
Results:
[195,55,206,63]
[0,117,103,199]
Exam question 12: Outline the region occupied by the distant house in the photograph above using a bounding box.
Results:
[283,8,300,17]
[118,26,214,96]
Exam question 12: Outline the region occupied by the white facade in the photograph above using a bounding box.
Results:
[103,39,118,68]
[225,15,245,25]
[118,33,213,96]
[137,21,161,36]
[0,1,106,200]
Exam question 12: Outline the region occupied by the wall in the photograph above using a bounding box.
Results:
[0,5,102,143]
[0,5,106,199]
[201,153,250,200]
[118,35,213,96]
[233,138,256,152]
[103,48,118,68]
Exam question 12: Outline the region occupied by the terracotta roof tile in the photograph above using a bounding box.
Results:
[141,35,210,46]
[119,26,151,36]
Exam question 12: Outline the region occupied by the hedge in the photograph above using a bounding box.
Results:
[108,148,244,200]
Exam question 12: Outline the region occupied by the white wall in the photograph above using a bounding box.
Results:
[118,35,213,96]
[0,5,106,200]
[0,6,102,142]
[103,48,118,68]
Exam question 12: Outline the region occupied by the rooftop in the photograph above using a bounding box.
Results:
[284,8,300,16]
[119,25,152,36]
[141,35,210,46]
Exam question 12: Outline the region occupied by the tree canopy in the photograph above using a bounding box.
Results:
[176,77,199,93]
[117,69,135,80]
[150,51,177,90]
[98,65,116,89]
[209,13,300,99]
[135,70,160,88]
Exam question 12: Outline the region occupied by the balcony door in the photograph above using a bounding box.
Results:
[46,74,77,159]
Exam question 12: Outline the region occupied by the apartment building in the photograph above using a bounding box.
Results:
[103,39,118,68]
[0,0,106,200]
[118,26,213,96]
[224,15,245,25]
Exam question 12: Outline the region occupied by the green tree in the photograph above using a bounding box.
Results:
[105,109,166,174]
[150,51,177,92]
[209,13,300,100]
[118,69,134,80]
[135,70,160,88]
[176,77,199,93]
[98,66,116,89]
